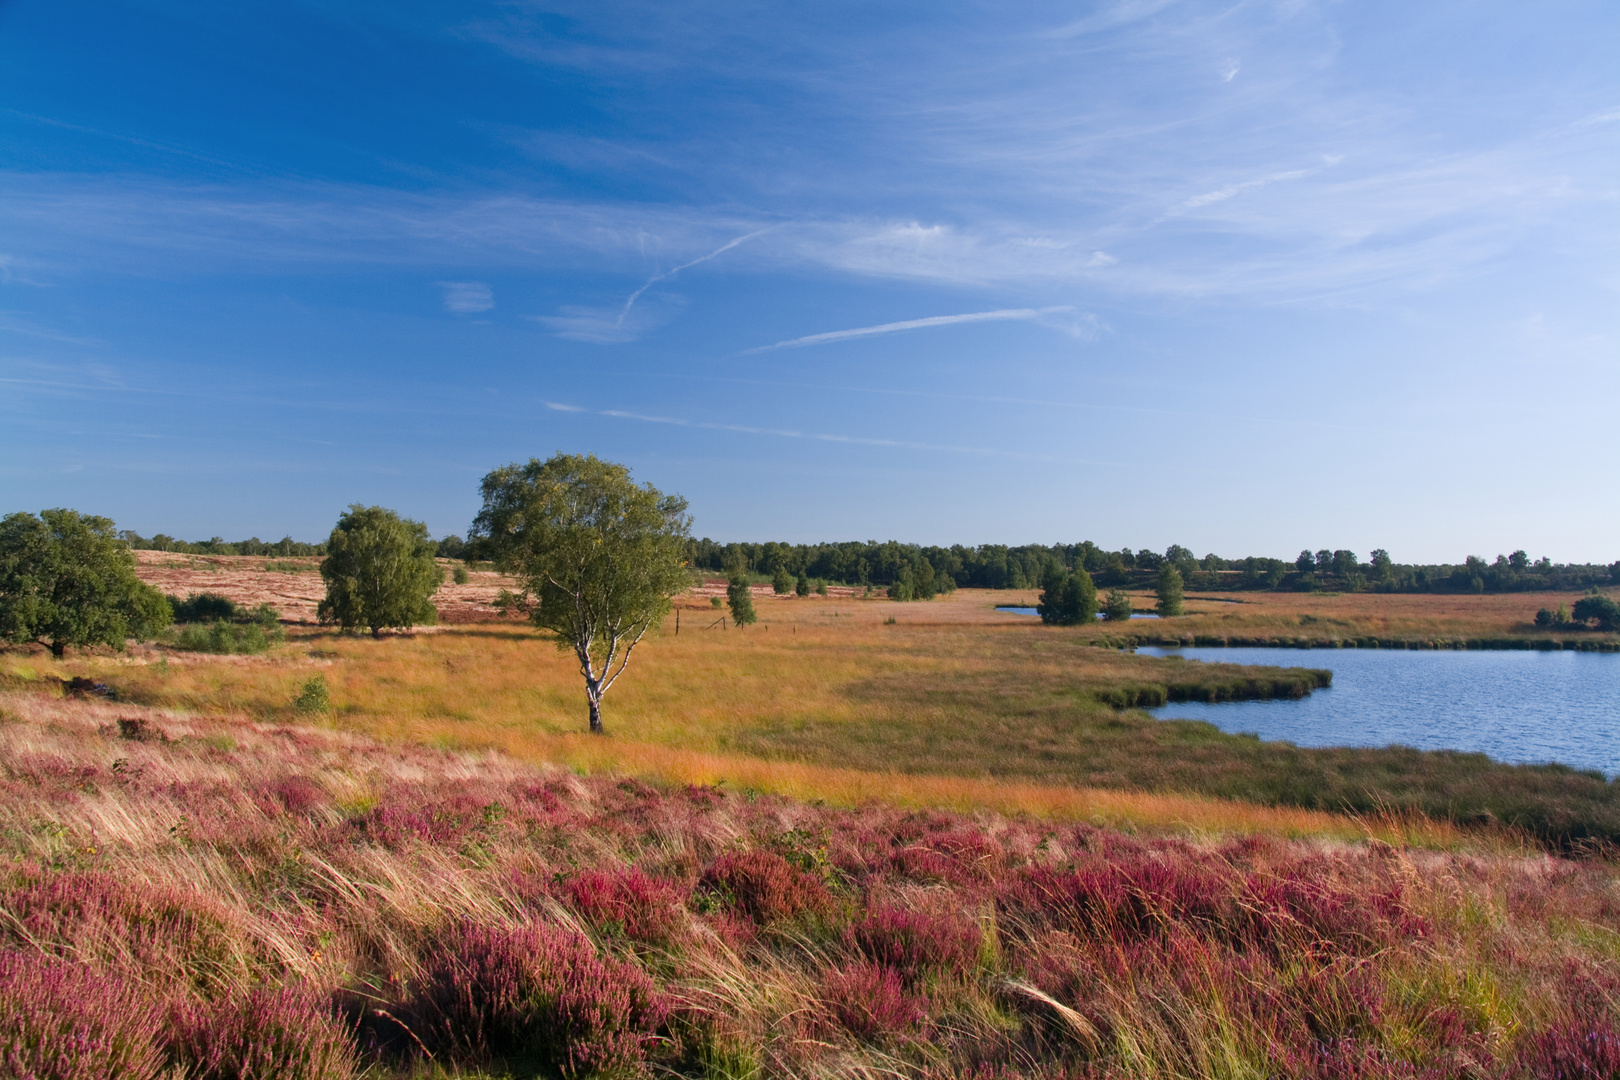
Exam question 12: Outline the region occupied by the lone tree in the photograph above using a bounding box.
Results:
[472,454,691,734]
[318,505,441,637]
[0,509,170,658]
[1037,567,1098,626]
[725,555,758,628]
[1156,564,1185,617]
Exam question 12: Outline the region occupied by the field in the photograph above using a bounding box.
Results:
[4,558,1616,845]
[6,688,1620,1080]
[7,557,1620,1077]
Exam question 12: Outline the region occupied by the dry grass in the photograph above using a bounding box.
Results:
[3,688,1619,1078]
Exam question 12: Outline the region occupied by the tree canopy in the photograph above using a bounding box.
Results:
[1156,565,1185,617]
[1037,568,1098,626]
[0,509,170,658]
[471,454,691,733]
[317,505,441,637]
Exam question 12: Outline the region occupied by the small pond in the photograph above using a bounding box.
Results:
[1140,646,1620,776]
[996,606,1159,619]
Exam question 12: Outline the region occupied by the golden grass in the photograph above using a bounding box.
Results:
[0,596,1482,849]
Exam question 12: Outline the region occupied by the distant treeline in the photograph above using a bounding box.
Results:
[121,528,1619,595]
[686,539,1620,595]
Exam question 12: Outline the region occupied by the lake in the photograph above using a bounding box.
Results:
[997,607,1159,619]
[1140,646,1620,776]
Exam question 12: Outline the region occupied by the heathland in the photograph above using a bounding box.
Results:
[5,554,1618,845]
[6,554,1620,1077]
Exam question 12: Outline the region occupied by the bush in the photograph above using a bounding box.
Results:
[293,675,331,715]
[1103,589,1134,622]
[171,620,282,655]
[0,951,166,1080]
[1572,594,1619,632]
[848,906,980,985]
[816,580,828,596]
[795,573,811,597]
[771,568,793,595]
[819,962,922,1039]
[452,564,470,585]
[168,592,241,622]
[413,921,666,1077]
[166,984,358,1080]
[698,849,832,924]
[565,868,685,944]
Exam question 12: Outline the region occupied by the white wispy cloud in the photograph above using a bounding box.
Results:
[436,280,493,313]
[613,228,766,325]
[745,306,1094,352]
[1174,169,1312,212]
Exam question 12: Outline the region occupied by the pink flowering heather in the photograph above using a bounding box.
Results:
[413,920,667,1077]
[166,983,358,1080]
[0,951,166,1080]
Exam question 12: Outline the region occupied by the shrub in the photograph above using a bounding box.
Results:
[413,921,666,1077]
[1572,594,1619,632]
[166,984,358,1080]
[0,951,166,1080]
[795,573,811,597]
[1515,1017,1620,1079]
[566,868,685,944]
[771,568,792,595]
[293,675,331,715]
[1103,589,1134,622]
[169,592,241,622]
[171,620,282,655]
[816,580,828,596]
[848,906,979,985]
[819,962,923,1040]
[698,849,832,924]
[452,564,470,585]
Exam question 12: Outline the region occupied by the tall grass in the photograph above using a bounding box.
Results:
[1,689,1617,1078]
[26,607,1619,844]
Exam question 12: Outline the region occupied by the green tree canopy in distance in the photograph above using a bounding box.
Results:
[1037,567,1098,626]
[472,453,692,734]
[317,505,441,637]
[0,508,170,658]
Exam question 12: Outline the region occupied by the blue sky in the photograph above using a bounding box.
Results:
[1,0,1616,561]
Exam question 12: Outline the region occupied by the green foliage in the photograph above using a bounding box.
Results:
[451,564,469,585]
[172,619,282,655]
[1155,565,1185,617]
[1102,588,1134,622]
[168,592,240,622]
[771,567,793,595]
[727,576,758,627]
[710,596,723,608]
[1572,593,1619,631]
[1036,568,1098,626]
[293,674,331,714]
[815,580,828,596]
[0,509,171,658]
[794,573,810,597]
[472,453,692,732]
[317,505,441,637]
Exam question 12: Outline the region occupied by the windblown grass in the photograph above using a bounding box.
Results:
[2,690,1617,1079]
[7,590,1618,845]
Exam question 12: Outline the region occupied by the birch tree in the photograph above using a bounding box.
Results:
[472,454,691,734]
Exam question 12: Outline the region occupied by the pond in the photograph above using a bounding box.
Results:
[1140,646,1620,776]
[997,607,1160,619]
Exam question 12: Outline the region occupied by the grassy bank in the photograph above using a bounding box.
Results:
[8,585,1619,845]
[6,692,1620,1079]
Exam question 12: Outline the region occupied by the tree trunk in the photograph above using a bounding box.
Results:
[587,691,603,734]
[49,640,66,659]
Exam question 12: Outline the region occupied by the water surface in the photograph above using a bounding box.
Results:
[997,606,1159,619]
[1141,646,1620,776]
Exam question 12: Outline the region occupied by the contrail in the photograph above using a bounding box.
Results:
[616,229,768,325]
[744,306,1073,352]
